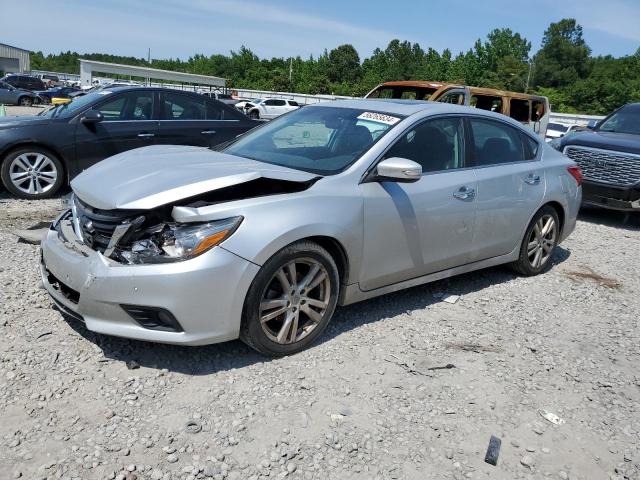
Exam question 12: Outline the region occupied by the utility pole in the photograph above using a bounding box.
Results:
[289,57,293,83]
[525,60,533,93]
[147,48,151,86]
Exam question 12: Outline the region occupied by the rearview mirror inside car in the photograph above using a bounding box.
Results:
[81,110,104,124]
[374,157,422,183]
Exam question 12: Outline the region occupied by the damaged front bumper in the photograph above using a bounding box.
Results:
[40,211,260,345]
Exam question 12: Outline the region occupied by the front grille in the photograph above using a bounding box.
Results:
[564,146,640,187]
[72,196,142,252]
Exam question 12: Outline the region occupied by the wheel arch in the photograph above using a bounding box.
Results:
[304,235,350,286]
[542,200,566,237]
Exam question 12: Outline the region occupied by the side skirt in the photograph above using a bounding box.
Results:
[339,248,519,306]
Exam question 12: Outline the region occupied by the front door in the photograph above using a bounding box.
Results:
[467,117,545,261]
[74,90,158,171]
[0,83,14,104]
[359,116,478,291]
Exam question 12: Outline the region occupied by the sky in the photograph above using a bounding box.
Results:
[3,0,640,61]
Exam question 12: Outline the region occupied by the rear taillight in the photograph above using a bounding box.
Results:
[567,165,583,186]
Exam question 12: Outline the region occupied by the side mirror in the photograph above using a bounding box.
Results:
[374,157,422,183]
[586,120,599,130]
[81,110,104,124]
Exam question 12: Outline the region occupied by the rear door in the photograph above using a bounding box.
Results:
[359,116,478,290]
[74,90,158,170]
[467,117,545,261]
[157,91,249,148]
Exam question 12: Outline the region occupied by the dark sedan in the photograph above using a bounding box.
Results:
[0,87,259,199]
[550,103,640,211]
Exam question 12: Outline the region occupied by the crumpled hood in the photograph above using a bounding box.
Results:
[71,145,318,210]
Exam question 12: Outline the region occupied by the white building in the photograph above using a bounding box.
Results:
[0,43,30,74]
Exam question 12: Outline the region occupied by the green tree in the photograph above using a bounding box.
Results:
[327,44,361,83]
[532,18,591,88]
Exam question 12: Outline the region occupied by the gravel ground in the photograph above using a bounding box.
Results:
[0,192,639,480]
[4,105,48,116]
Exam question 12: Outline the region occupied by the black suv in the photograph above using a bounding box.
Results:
[1,74,46,91]
[551,103,640,212]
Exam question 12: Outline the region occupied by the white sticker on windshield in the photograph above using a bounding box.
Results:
[357,111,400,126]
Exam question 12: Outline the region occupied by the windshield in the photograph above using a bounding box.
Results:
[223,106,402,175]
[38,91,114,119]
[598,107,640,135]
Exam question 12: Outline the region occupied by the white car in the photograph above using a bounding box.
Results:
[235,98,262,111]
[545,122,581,142]
[245,98,300,120]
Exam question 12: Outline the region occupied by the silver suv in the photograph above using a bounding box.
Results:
[40,100,582,356]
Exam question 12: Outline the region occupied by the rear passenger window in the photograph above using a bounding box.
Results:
[162,93,206,120]
[522,134,539,160]
[385,117,465,173]
[470,118,528,166]
[510,99,530,122]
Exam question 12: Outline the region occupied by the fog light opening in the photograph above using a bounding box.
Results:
[121,305,183,332]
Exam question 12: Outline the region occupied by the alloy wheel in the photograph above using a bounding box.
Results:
[8,152,58,195]
[259,258,331,344]
[527,214,557,268]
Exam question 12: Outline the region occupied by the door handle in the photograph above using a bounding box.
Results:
[201,130,217,135]
[453,186,475,201]
[523,174,541,185]
[137,133,155,138]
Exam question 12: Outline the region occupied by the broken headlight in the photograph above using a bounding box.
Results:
[121,217,243,264]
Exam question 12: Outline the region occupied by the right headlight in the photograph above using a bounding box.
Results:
[121,216,243,264]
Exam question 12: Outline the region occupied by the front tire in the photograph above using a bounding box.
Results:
[1,147,64,199]
[18,96,33,107]
[510,205,560,276]
[248,110,259,119]
[240,241,340,357]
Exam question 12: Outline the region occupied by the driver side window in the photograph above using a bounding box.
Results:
[385,117,466,173]
[96,92,154,121]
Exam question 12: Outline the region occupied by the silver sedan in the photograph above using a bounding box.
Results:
[40,100,582,356]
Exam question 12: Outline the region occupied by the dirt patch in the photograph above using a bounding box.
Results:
[564,266,621,289]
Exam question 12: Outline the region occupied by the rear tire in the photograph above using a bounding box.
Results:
[510,205,560,276]
[240,241,339,357]
[1,147,64,199]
